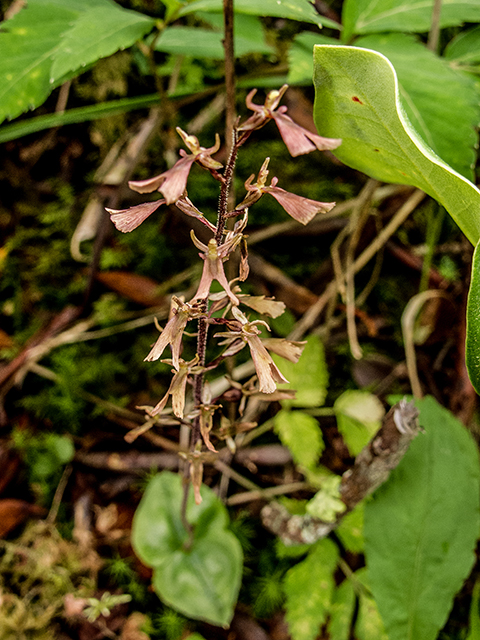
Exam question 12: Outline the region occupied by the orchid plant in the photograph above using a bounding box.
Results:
[107,86,341,505]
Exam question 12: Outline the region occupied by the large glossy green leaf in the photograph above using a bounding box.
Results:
[364,396,480,640]
[342,0,480,41]
[313,45,480,245]
[289,33,479,177]
[132,471,243,627]
[355,33,479,180]
[0,0,154,125]
[178,0,340,29]
[284,538,339,640]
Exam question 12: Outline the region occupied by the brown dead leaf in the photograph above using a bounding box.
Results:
[0,328,13,349]
[95,271,166,307]
[0,499,45,538]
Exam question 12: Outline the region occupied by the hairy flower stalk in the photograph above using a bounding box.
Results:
[107,85,341,503]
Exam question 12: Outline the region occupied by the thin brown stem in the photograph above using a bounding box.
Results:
[216,132,239,242]
[223,0,236,154]
[427,0,442,52]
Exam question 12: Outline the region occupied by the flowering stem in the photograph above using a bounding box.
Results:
[216,129,239,243]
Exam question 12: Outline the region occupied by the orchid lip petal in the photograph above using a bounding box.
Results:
[107,200,165,233]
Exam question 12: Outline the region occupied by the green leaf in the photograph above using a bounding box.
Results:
[274,409,324,470]
[178,0,340,29]
[132,472,243,627]
[364,396,480,640]
[342,0,480,41]
[272,335,328,407]
[355,591,389,639]
[313,44,480,245]
[154,21,272,59]
[49,4,154,83]
[284,538,339,640]
[0,0,154,125]
[334,390,384,456]
[306,475,346,522]
[445,25,480,66]
[327,579,356,640]
[355,33,480,180]
[288,32,339,85]
[466,238,480,394]
[335,503,364,553]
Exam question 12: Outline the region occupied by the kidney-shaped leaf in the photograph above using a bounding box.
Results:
[313,44,480,245]
[132,471,242,627]
[364,396,480,640]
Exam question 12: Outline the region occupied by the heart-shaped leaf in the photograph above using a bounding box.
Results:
[132,471,243,627]
[313,45,480,245]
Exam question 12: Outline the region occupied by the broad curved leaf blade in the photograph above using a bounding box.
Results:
[364,396,480,640]
[132,471,243,627]
[313,45,480,244]
[342,0,480,41]
[355,33,479,180]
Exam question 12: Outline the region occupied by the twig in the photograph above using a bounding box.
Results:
[226,482,310,506]
[46,464,72,524]
[261,399,421,544]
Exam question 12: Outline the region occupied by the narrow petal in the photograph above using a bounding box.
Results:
[266,186,335,225]
[170,368,189,418]
[273,112,341,157]
[128,174,166,194]
[262,338,306,362]
[144,312,189,370]
[247,334,288,394]
[239,295,285,318]
[159,156,195,204]
[107,200,165,233]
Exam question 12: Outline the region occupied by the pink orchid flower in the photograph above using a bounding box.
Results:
[239,85,341,157]
[241,158,336,225]
[128,129,222,205]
